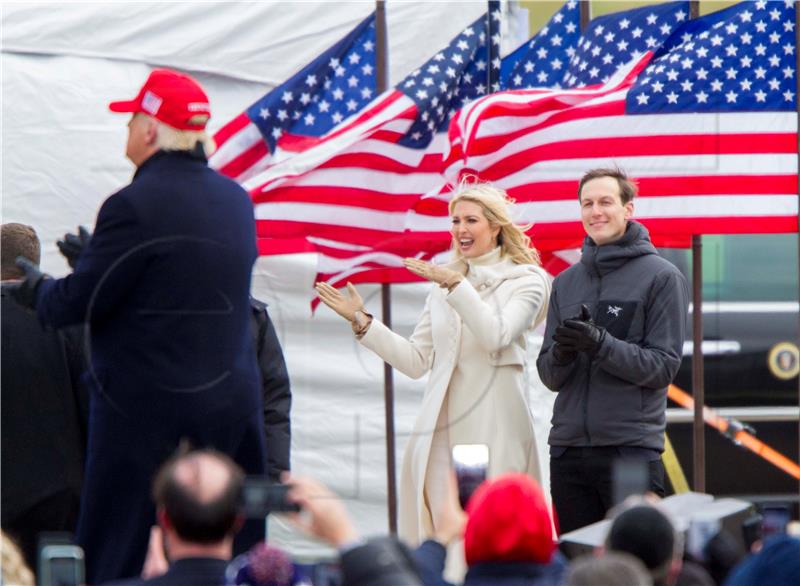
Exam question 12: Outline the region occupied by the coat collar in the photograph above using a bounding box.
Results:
[134,148,208,179]
[579,220,657,277]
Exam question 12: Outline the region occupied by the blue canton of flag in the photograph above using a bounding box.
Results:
[500,0,581,89]
[245,14,376,150]
[563,1,690,88]
[397,11,500,148]
[629,0,796,113]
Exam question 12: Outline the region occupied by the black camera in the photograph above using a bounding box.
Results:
[241,478,301,517]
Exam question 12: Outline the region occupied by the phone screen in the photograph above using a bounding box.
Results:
[241,478,301,517]
[612,458,649,506]
[742,514,763,550]
[452,444,489,510]
[761,505,790,538]
[39,545,84,586]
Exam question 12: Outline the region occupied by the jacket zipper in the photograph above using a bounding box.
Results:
[584,366,592,444]
[583,248,602,445]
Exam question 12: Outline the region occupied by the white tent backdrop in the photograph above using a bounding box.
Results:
[2,1,553,556]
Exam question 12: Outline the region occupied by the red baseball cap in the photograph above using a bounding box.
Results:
[109,69,211,130]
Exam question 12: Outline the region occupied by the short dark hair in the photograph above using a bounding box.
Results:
[606,505,678,586]
[578,167,638,205]
[1,223,40,280]
[565,552,653,586]
[152,448,244,544]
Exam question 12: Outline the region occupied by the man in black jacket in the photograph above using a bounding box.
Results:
[537,168,689,534]
[250,297,292,481]
[0,223,88,571]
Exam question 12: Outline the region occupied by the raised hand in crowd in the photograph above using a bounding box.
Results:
[283,474,423,586]
[431,470,467,547]
[283,473,359,548]
[139,525,169,580]
[57,226,91,269]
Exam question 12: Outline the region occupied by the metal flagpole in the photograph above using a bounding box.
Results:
[688,0,706,493]
[579,0,590,32]
[487,1,500,91]
[375,0,398,535]
[691,234,705,493]
[794,0,799,507]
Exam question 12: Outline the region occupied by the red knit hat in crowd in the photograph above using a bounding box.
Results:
[464,473,555,566]
[109,69,210,130]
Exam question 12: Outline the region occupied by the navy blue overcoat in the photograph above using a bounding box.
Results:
[36,149,267,583]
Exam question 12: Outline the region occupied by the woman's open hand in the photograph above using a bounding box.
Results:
[314,281,365,322]
[403,258,463,289]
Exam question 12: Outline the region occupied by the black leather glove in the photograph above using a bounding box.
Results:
[574,304,592,323]
[551,343,578,365]
[550,304,594,363]
[4,257,46,310]
[554,318,606,356]
[57,226,91,269]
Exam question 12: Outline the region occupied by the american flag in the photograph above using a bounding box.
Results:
[432,0,797,257]
[242,10,501,286]
[210,15,376,184]
[562,1,690,88]
[500,0,581,90]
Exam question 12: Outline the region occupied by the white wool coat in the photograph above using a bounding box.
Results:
[358,248,551,544]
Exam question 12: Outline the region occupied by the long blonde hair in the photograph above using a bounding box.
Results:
[1,532,34,586]
[448,179,541,266]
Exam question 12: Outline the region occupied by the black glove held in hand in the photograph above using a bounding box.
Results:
[57,226,91,269]
[4,257,46,310]
[554,318,606,356]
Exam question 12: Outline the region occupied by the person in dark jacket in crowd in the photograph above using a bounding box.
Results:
[605,504,685,586]
[4,69,267,583]
[0,223,89,573]
[415,472,566,586]
[103,448,246,586]
[250,296,292,481]
[723,534,800,586]
[285,474,423,586]
[537,167,689,534]
[686,528,745,586]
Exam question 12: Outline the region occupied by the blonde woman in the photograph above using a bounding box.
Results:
[316,181,551,545]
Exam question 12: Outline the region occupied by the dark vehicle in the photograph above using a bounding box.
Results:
[660,234,799,506]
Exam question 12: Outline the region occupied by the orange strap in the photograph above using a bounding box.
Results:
[668,384,800,480]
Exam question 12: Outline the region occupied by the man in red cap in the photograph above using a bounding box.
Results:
[6,68,268,583]
[414,473,567,585]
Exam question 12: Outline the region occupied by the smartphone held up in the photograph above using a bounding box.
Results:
[452,444,489,510]
[241,478,301,518]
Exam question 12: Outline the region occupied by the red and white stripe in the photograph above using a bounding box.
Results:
[244,89,453,249]
[210,114,272,184]
[438,53,798,249]
[243,51,797,293]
